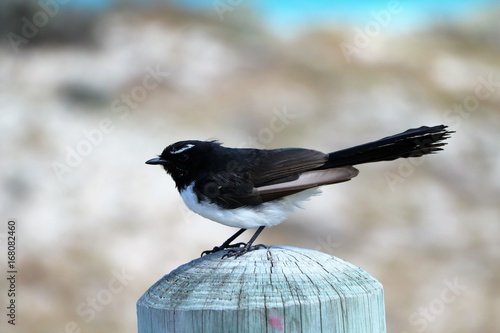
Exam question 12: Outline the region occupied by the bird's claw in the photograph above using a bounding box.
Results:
[222,244,267,259]
[201,242,246,256]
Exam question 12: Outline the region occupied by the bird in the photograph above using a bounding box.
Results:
[146,125,453,258]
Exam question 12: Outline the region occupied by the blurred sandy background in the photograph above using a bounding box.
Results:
[1,0,499,332]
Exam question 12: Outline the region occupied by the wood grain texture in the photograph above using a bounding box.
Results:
[137,246,386,333]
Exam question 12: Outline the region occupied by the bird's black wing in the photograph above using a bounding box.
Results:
[193,148,358,208]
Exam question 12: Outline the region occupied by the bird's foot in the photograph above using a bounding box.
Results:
[222,244,267,259]
[201,242,246,257]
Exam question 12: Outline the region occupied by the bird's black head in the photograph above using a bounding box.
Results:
[146,140,220,188]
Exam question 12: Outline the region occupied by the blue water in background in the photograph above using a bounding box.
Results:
[70,0,496,32]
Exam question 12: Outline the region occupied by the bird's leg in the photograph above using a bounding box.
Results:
[201,228,247,256]
[223,226,267,259]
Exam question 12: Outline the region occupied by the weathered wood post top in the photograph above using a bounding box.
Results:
[137,246,386,333]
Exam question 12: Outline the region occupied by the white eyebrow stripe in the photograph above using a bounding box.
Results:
[171,144,195,154]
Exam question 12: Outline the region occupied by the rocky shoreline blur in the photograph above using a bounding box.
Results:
[1,2,499,332]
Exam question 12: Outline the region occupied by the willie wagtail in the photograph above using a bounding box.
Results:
[146,125,453,258]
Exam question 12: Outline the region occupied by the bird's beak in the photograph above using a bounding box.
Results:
[145,157,168,165]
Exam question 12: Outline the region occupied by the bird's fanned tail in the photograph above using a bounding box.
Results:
[323,125,454,169]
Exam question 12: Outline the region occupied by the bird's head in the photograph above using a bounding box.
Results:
[146,140,220,186]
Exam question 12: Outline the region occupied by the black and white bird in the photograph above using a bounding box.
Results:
[146,125,453,257]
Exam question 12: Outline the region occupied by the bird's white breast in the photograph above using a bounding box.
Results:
[180,183,320,229]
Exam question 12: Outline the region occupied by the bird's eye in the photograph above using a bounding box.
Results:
[178,154,189,162]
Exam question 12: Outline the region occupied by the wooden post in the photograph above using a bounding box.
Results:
[137,246,386,333]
